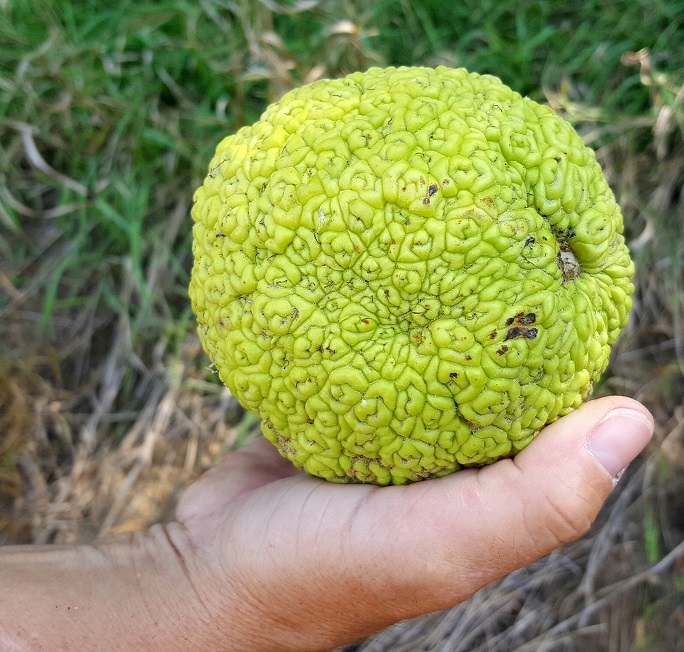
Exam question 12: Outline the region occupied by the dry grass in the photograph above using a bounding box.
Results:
[1,1,684,650]
[0,293,247,545]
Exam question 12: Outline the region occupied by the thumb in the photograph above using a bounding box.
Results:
[380,396,654,613]
[493,395,653,552]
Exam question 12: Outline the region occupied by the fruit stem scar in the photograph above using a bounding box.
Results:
[557,240,581,281]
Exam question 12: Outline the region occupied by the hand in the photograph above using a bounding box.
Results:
[172,395,653,651]
[0,395,653,651]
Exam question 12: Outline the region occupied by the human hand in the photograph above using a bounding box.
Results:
[171,395,653,652]
[0,395,653,651]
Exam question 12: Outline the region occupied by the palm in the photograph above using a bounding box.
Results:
[176,438,423,588]
[175,437,494,646]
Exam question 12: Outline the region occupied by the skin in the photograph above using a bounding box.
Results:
[0,395,653,651]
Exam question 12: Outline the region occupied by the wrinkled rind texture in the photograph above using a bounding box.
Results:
[190,66,634,485]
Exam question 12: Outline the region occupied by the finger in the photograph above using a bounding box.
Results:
[213,436,303,483]
[176,437,307,538]
[377,395,654,613]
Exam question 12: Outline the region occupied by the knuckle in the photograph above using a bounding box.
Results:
[532,485,597,549]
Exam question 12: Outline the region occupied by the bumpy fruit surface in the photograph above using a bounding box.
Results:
[190,66,634,485]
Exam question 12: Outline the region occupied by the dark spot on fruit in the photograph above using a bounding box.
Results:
[465,355,472,361]
[428,184,438,196]
[504,327,539,341]
[506,313,536,327]
[275,431,297,456]
[216,231,225,238]
[422,197,430,205]
[490,331,497,339]
[525,236,535,246]
[496,345,509,355]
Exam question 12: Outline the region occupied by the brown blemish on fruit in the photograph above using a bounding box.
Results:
[504,327,538,341]
[506,312,536,327]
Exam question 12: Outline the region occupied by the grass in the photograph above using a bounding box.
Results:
[1,0,683,649]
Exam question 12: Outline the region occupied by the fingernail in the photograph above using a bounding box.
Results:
[588,408,653,478]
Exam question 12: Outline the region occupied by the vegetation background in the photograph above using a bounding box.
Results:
[1,0,683,649]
